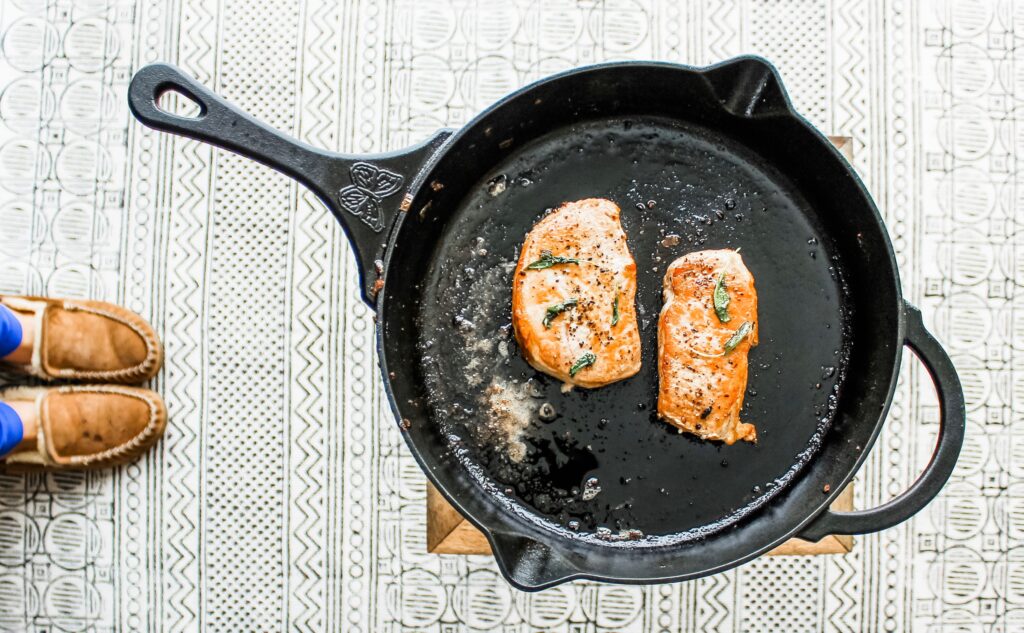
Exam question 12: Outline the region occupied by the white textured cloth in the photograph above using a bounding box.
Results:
[0,0,1006,630]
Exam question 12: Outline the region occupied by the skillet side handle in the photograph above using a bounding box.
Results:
[489,532,582,591]
[797,303,965,542]
[128,63,450,304]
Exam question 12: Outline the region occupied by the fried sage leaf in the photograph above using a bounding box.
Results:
[526,250,579,270]
[713,272,731,323]
[723,321,754,353]
[569,352,597,377]
[543,298,578,328]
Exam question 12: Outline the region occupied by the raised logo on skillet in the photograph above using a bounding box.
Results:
[338,162,404,232]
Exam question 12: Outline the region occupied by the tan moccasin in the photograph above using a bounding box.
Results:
[1,385,166,470]
[0,295,162,383]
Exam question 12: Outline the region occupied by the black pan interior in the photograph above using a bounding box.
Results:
[409,114,849,543]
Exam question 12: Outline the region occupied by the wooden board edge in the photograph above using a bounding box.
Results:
[827,135,854,161]
[766,484,855,556]
[426,482,473,553]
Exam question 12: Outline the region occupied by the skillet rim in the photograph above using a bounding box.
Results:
[375,55,906,588]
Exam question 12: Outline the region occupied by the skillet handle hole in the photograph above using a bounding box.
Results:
[156,87,204,119]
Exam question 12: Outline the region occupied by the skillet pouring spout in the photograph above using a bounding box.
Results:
[128,63,450,304]
[701,55,793,118]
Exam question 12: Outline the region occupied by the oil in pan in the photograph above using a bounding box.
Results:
[418,116,853,546]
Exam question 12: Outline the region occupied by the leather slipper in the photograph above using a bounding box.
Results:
[0,295,162,383]
[1,385,166,470]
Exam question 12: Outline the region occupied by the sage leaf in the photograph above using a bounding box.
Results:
[543,298,578,328]
[723,321,753,353]
[526,250,579,270]
[569,352,597,377]
[713,272,731,323]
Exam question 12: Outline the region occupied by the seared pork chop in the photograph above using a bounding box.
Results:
[657,249,758,444]
[512,198,641,388]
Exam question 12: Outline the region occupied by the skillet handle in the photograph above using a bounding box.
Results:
[797,303,965,542]
[128,63,449,304]
[128,63,339,196]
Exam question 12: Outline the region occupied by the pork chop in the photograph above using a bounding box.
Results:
[657,249,758,444]
[512,198,642,389]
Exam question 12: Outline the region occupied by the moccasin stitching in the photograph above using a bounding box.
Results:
[46,301,162,382]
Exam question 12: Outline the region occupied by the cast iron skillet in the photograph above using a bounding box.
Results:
[128,56,965,590]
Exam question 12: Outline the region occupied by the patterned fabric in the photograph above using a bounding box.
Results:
[0,0,1007,630]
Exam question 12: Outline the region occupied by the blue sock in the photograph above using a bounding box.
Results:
[0,304,23,359]
[0,402,24,457]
